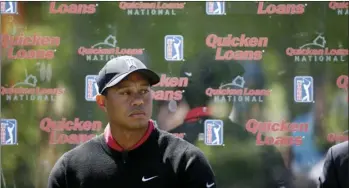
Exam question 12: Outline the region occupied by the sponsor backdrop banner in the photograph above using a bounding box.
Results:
[1,1,348,188]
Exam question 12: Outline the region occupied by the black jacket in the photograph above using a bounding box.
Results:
[47,128,216,188]
[170,116,294,188]
[319,141,348,188]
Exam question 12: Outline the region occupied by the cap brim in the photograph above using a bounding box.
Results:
[101,69,160,93]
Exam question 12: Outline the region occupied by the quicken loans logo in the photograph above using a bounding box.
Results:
[151,74,188,101]
[119,2,185,16]
[206,34,268,61]
[77,35,144,62]
[40,117,102,145]
[1,33,60,60]
[286,33,348,63]
[205,76,271,103]
[328,2,348,16]
[1,66,65,102]
[49,2,97,14]
[245,119,308,146]
[257,2,306,15]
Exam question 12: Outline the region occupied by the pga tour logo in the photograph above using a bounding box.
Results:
[164,35,184,61]
[204,119,224,146]
[85,75,99,101]
[294,76,314,103]
[0,1,18,14]
[1,119,18,145]
[206,1,226,15]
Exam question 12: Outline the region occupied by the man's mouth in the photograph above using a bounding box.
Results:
[129,111,146,118]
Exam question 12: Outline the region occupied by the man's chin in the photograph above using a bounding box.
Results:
[126,119,149,129]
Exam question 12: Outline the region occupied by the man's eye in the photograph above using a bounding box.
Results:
[140,89,149,94]
[120,91,130,95]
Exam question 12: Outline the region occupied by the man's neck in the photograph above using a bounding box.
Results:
[109,124,149,150]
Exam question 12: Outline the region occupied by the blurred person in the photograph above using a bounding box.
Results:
[289,78,331,175]
[47,56,216,188]
[319,141,348,188]
[293,174,317,188]
[308,130,348,186]
[167,50,294,188]
[156,100,190,132]
[290,77,348,180]
[328,90,348,139]
[229,60,267,123]
[290,105,324,174]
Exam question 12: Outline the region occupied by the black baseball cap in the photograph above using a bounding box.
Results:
[96,56,160,94]
[180,49,245,87]
[179,50,245,108]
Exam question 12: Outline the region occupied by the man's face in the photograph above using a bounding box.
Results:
[104,72,153,130]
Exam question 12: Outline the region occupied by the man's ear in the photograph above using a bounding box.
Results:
[96,94,106,111]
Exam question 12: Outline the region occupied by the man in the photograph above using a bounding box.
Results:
[319,141,348,188]
[47,56,216,188]
[167,51,294,188]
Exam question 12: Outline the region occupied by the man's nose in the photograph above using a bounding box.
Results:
[131,94,144,106]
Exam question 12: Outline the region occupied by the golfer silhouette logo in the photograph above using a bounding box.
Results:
[164,35,184,61]
[85,75,99,101]
[294,76,314,103]
[204,119,224,146]
[1,119,18,145]
[206,1,226,15]
[0,1,18,14]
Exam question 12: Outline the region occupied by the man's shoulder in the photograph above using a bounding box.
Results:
[157,128,202,156]
[330,141,348,160]
[157,128,190,148]
[321,141,349,188]
[61,135,103,163]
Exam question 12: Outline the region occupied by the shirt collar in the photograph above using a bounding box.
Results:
[104,120,155,152]
[184,106,211,123]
